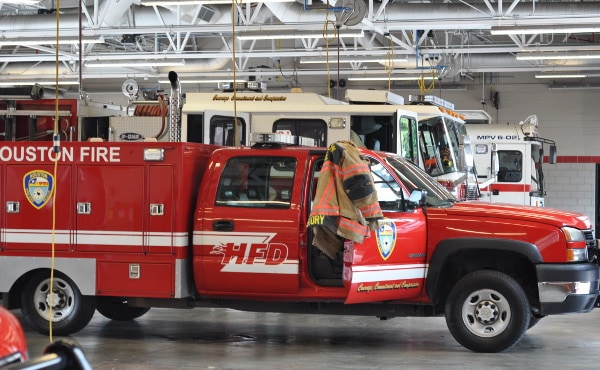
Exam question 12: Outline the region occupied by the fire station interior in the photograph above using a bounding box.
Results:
[2,0,600,368]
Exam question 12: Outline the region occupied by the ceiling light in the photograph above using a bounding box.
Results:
[535,73,600,79]
[348,76,437,81]
[85,60,185,68]
[491,25,600,35]
[300,56,408,64]
[0,37,103,46]
[236,30,364,41]
[158,79,245,84]
[516,52,600,61]
[142,0,293,5]
[0,80,79,87]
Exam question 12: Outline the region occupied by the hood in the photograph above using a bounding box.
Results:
[442,202,592,230]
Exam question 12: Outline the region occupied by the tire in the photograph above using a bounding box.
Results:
[97,298,151,321]
[21,270,96,336]
[445,270,530,353]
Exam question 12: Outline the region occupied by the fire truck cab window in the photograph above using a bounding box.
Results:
[350,115,395,152]
[497,150,523,182]
[216,156,297,208]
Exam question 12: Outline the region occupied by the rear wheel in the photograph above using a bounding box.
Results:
[97,298,150,321]
[445,270,530,353]
[21,270,96,336]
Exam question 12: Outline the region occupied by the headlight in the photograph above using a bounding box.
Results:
[561,227,588,262]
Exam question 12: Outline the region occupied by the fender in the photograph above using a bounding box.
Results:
[425,238,542,301]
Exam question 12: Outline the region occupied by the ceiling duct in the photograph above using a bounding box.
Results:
[0,84,44,100]
[335,0,366,27]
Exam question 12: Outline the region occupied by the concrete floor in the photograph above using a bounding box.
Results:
[17,306,600,369]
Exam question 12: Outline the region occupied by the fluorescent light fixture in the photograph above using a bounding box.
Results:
[0,37,103,46]
[516,52,600,61]
[300,56,408,64]
[0,80,79,86]
[348,76,437,81]
[491,25,600,35]
[142,0,293,5]
[536,73,600,79]
[535,74,586,79]
[158,79,245,84]
[85,59,185,68]
[237,30,364,40]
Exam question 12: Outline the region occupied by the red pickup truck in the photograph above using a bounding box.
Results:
[0,141,597,353]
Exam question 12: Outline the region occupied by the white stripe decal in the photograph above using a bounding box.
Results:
[221,260,299,274]
[352,264,428,283]
[2,228,189,248]
[194,231,276,246]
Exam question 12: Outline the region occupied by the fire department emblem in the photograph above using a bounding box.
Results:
[376,219,396,260]
[23,170,54,209]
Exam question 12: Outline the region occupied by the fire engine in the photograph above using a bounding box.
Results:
[0,135,597,353]
[0,85,78,142]
[462,112,556,206]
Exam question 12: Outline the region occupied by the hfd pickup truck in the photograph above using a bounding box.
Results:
[0,140,598,353]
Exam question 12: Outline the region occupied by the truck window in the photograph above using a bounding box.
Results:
[497,150,523,182]
[273,119,326,147]
[210,115,246,146]
[186,114,204,143]
[350,115,395,152]
[216,156,296,208]
[367,157,405,212]
[399,115,418,164]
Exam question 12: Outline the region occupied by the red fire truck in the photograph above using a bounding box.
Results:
[0,140,598,353]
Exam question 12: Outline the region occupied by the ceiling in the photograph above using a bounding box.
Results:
[1,0,600,96]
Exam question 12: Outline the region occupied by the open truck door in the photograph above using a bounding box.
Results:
[341,156,428,304]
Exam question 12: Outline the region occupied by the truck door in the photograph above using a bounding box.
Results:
[204,110,250,146]
[343,156,427,304]
[489,145,528,205]
[195,152,302,295]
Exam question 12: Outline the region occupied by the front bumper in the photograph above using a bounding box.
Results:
[537,263,599,315]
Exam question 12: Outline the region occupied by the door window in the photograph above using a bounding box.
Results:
[216,156,296,208]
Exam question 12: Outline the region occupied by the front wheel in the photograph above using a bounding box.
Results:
[445,270,530,353]
[21,270,96,336]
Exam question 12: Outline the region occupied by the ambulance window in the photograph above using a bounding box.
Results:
[350,115,395,152]
[216,156,297,208]
[272,119,326,147]
[497,150,523,182]
[186,114,204,143]
[209,116,246,146]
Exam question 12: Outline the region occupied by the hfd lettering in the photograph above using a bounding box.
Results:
[218,243,288,265]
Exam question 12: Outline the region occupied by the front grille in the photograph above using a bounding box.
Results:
[583,229,598,263]
[465,184,480,200]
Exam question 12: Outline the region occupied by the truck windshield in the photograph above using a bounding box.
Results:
[384,156,458,207]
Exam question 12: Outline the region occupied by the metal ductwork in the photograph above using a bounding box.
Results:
[0,84,44,100]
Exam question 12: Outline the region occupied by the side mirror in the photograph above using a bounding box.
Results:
[549,145,557,164]
[407,189,427,209]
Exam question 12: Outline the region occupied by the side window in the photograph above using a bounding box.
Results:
[497,150,523,182]
[273,119,327,147]
[209,115,245,146]
[368,157,405,211]
[216,156,296,208]
[399,115,418,164]
[350,115,395,152]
